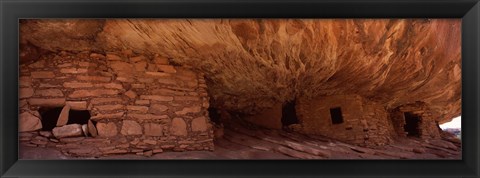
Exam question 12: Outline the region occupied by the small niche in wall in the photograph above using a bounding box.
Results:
[330,107,344,124]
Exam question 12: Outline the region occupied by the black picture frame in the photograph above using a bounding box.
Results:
[1,0,479,177]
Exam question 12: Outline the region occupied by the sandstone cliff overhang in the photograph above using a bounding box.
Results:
[20,19,461,123]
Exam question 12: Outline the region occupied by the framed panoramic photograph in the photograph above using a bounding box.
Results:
[1,0,479,178]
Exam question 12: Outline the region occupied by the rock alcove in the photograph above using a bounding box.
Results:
[18,19,461,159]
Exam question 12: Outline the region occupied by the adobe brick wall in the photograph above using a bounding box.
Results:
[19,51,214,157]
[295,94,396,147]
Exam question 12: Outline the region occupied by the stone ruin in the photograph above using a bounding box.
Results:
[17,19,461,158]
[19,51,213,156]
[243,94,442,147]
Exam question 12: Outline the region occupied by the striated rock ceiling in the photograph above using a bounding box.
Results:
[20,19,461,123]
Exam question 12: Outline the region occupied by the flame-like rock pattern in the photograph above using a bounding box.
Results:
[20,19,461,123]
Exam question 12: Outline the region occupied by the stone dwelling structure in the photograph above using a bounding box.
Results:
[245,94,441,147]
[19,50,214,156]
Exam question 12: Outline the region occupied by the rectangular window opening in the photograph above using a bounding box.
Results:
[330,107,344,124]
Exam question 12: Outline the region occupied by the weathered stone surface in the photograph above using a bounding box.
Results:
[21,19,460,123]
[153,56,169,64]
[135,100,150,105]
[19,88,34,98]
[35,89,64,97]
[96,122,118,137]
[145,72,171,78]
[106,53,122,61]
[52,124,83,138]
[245,103,283,130]
[95,104,124,111]
[66,101,88,110]
[19,76,32,87]
[121,120,142,135]
[170,118,187,136]
[175,106,202,115]
[76,75,111,82]
[157,65,176,73]
[56,105,70,127]
[134,61,147,71]
[131,83,145,89]
[130,55,146,63]
[90,112,124,121]
[144,123,163,136]
[39,131,53,138]
[149,104,168,114]
[82,124,89,137]
[140,95,173,101]
[31,71,55,78]
[19,112,42,132]
[60,68,88,74]
[88,120,98,137]
[110,61,133,72]
[124,90,137,99]
[174,96,200,101]
[127,105,149,113]
[63,82,94,88]
[28,98,66,106]
[90,98,122,105]
[191,117,208,132]
[69,89,120,98]
[95,83,124,90]
[127,113,168,120]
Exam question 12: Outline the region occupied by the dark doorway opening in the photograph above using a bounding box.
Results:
[404,112,421,137]
[281,100,299,126]
[38,107,91,131]
[208,107,221,124]
[67,110,90,125]
[330,107,344,124]
[39,107,62,131]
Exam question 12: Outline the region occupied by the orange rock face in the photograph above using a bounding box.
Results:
[20,19,461,124]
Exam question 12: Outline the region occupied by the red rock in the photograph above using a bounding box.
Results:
[19,88,34,98]
[106,53,122,61]
[69,89,120,98]
[191,117,208,132]
[127,105,149,113]
[28,98,66,107]
[96,122,118,137]
[124,90,137,99]
[120,120,142,135]
[90,112,124,121]
[149,104,168,114]
[140,95,173,101]
[170,118,187,136]
[52,124,83,138]
[175,106,201,115]
[35,89,64,97]
[76,75,111,82]
[157,65,176,73]
[153,56,169,64]
[19,112,42,132]
[144,123,163,136]
[31,71,55,78]
[130,55,146,63]
[88,120,98,137]
[63,82,94,88]
[65,101,88,110]
[56,104,70,127]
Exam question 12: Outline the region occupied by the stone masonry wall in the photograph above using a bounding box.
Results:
[19,50,213,157]
[295,94,396,147]
[390,102,441,139]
